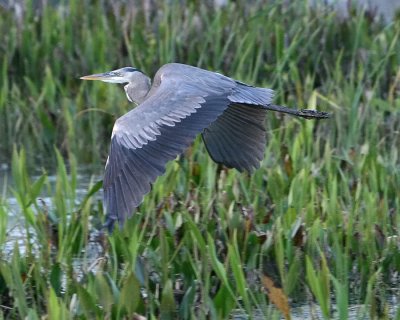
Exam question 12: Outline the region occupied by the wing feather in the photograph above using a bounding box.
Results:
[104,65,235,228]
[202,104,268,172]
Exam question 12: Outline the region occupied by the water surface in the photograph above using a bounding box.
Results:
[0,162,103,254]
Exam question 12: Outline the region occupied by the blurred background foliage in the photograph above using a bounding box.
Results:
[0,0,399,319]
[0,0,398,165]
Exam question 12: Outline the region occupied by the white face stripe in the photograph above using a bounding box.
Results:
[101,77,128,84]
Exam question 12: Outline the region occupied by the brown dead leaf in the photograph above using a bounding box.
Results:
[262,204,275,224]
[256,231,268,244]
[375,224,386,250]
[291,219,306,248]
[261,274,291,320]
[191,162,200,178]
[284,153,293,177]
[239,204,255,233]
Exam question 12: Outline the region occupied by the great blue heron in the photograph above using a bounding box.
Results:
[80,63,330,230]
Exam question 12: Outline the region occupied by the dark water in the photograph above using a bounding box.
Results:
[0,161,103,255]
[231,298,400,319]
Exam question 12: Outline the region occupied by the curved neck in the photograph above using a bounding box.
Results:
[124,75,151,104]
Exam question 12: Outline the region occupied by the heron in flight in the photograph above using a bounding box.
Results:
[81,63,329,230]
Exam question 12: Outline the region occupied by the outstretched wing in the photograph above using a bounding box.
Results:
[103,64,236,228]
[202,84,274,172]
[202,104,268,172]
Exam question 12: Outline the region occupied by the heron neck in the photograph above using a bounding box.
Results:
[124,76,151,104]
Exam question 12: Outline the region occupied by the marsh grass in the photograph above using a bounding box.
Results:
[0,0,400,319]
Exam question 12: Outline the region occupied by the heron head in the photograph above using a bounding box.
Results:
[80,67,144,84]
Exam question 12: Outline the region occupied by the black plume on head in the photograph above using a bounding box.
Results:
[122,67,143,73]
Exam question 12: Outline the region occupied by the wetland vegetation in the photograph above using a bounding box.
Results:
[0,0,399,318]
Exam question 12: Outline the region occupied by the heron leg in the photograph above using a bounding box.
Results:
[266,104,331,119]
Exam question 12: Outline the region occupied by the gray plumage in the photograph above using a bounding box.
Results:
[80,63,330,230]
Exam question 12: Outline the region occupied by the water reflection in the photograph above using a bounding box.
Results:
[231,298,400,319]
[0,162,103,255]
